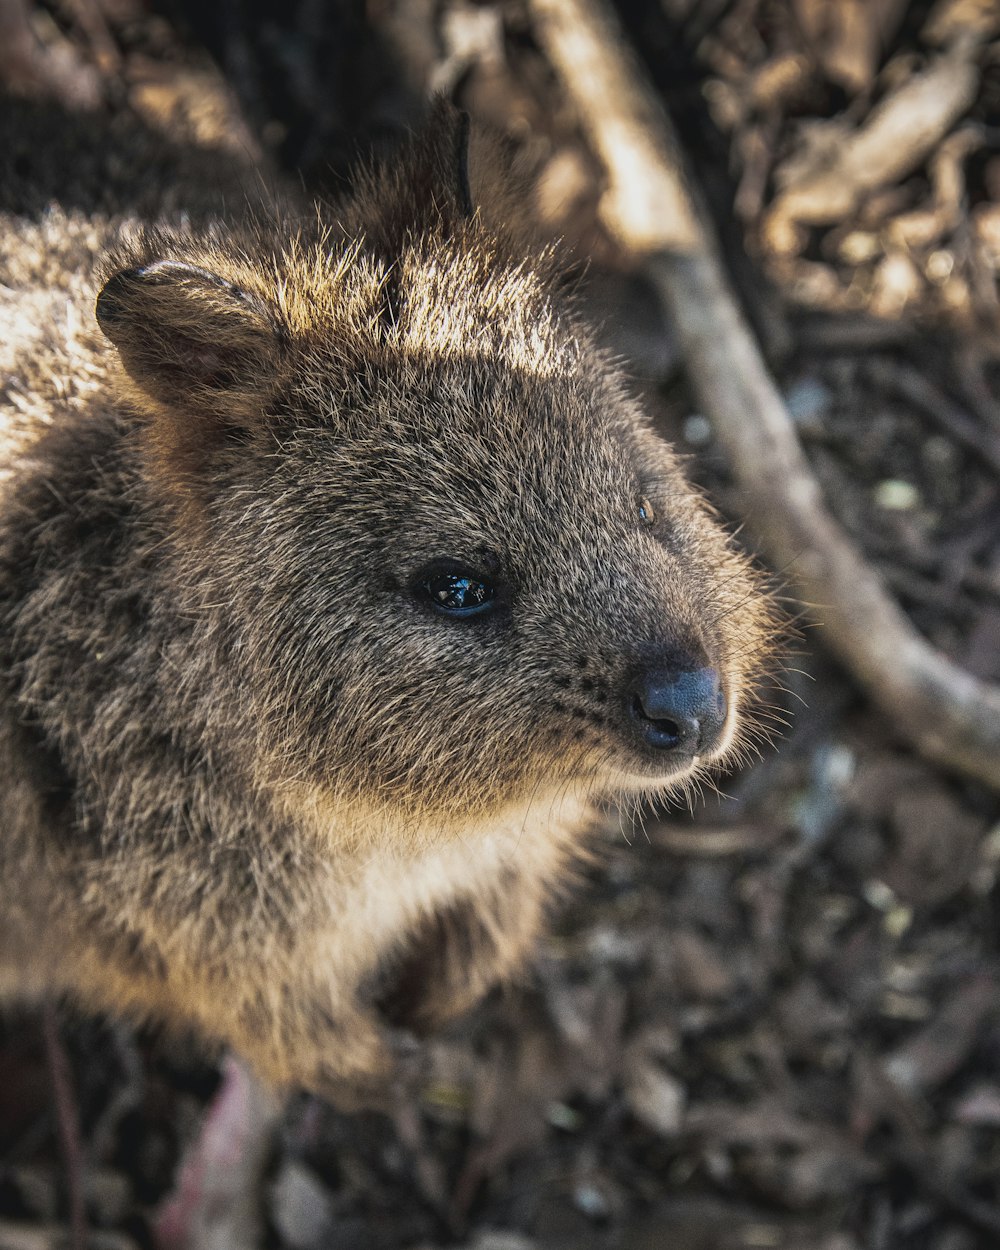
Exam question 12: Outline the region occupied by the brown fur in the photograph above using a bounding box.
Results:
[0,96,778,1102]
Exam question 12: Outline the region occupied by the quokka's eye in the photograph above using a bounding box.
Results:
[415,560,497,618]
[638,497,656,525]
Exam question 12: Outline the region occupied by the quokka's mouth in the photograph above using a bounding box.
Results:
[603,754,707,790]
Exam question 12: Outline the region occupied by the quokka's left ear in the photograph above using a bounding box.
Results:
[96,259,288,424]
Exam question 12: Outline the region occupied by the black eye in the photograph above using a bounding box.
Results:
[416,560,497,618]
[639,496,656,525]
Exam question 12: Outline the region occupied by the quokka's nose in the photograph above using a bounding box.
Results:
[626,666,727,757]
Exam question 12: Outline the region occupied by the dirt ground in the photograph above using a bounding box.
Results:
[1,1,1000,1247]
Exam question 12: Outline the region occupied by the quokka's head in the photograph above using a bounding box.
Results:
[96,106,780,824]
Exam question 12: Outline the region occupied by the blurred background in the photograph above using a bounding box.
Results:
[1,1,1000,1247]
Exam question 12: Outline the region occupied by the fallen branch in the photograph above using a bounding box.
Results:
[530,0,1000,791]
[763,34,982,254]
[155,1055,281,1250]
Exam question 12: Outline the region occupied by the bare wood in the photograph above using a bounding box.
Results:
[41,1005,87,1250]
[154,1055,281,1250]
[531,0,1000,790]
[763,35,981,252]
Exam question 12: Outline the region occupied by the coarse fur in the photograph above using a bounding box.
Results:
[0,96,778,1101]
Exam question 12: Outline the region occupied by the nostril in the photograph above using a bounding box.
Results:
[629,693,682,749]
[626,666,726,755]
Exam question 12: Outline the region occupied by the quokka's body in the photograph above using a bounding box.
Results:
[0,97,775,1099]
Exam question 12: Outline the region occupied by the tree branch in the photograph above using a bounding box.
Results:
[531,0,1000,790]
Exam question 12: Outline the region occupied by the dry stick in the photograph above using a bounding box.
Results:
[762,35,981,249]
[41,1005,87,1250]
[530,0,1000,792]
[155,1055,280,1250]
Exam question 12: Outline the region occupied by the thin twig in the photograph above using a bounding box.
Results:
[41,1004,87,1250]
[873,361,1000,478]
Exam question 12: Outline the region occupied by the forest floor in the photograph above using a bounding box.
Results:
[2,1,1000,1247]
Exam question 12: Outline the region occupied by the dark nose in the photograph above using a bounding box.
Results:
[627,667,727,756]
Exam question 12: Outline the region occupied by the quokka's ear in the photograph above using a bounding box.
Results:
[339,102,491,255]
[96,260,288,422]
[440,102,474,219]
[408,100,541,249]
[394,100,476,228]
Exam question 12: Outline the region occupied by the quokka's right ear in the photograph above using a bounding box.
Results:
[96,260,288,425]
